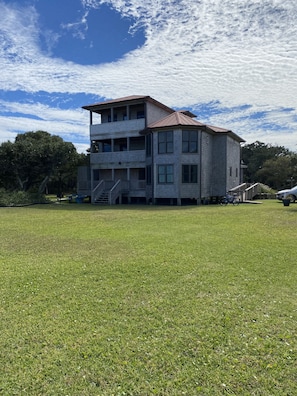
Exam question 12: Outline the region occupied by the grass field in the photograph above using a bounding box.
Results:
[0,201,296,395]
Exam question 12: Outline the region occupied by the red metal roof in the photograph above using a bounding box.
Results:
[84,95,149,107]
[143,112,245,142]
[82,95,174,114]
[147,111,206,129]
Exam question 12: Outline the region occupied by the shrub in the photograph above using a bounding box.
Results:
[0,189,48,206]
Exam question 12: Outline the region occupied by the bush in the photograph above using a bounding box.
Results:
[0,189,48,206]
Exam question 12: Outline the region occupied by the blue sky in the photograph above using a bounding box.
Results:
[0,0,297,153]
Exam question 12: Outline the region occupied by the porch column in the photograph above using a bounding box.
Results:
[91,168,94,203]
[127,168,131,203]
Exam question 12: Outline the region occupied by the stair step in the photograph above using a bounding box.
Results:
[95,190,110,204]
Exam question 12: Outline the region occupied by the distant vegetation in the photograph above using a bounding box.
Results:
[0,130,88,203]
[242,141,297,190]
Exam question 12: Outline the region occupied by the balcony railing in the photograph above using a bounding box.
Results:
[90,119,145,139]
[90,150,145,164]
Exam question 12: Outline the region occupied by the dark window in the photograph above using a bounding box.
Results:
[138,168,145,180]
[93,169,100,180]
[182,165,198,183]
[182,131,198,153]
[158,131,173,154]
[102,140,112,152]
[137,110,145,119]
[158,165,174,184]
[114,138,127,152]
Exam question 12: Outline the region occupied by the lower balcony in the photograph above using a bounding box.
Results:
[90,150,146,166]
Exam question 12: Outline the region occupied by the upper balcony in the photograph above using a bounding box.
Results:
[90,119,146,140]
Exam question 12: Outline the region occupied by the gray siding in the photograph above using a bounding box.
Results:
[212,135,227,196]
[146,102,172,125]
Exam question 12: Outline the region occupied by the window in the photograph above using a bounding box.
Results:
[138,168,145,180]
[182,165,198,183]
[137,110,145,119]
[93,169,100,181]
[102,140,112,152]
[114,138,127,152]
[182,131,198,153]
[158,131,173,154]
[158,165,174,184]
[229,167,232,177]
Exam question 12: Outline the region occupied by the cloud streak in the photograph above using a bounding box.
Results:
[0,0,297,151]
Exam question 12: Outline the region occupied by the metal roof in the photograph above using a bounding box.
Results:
[141,111,245,142]
[82,95,174,114]
[147,111,206,129]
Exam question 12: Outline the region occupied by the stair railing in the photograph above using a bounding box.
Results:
[245,183,261,200]
[109,180,121,205]
[229,183,249,201]
[92,180,105,203]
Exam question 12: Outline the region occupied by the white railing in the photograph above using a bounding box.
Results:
[230,183,249,201]
[92,179,146,204]
[92,180,105,203]
[109,180,121,205]
[245,183,261,200]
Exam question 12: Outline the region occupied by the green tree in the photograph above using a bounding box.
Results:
[242,141,292,184]
[255,155,295,190]
[0,141,16,191]
[0,131,85,194]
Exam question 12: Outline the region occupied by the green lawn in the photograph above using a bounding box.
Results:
[0,201,296,395]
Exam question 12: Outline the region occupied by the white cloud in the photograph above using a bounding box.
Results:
[0,100,89,152]
[0,0,297,151]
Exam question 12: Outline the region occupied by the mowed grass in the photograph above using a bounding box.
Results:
[0,201,296,395]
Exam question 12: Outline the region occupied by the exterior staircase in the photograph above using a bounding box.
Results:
[92,179,122,205]
[230,182,272,201]
[94,190,110,204]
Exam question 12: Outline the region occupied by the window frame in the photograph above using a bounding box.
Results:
[158,164,174,184]
[158,131,173,154]
[182,130,198,153]
[182,164,198,183]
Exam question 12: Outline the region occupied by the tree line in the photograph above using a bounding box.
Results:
[0,131,88,197]
[242,141,297,190]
